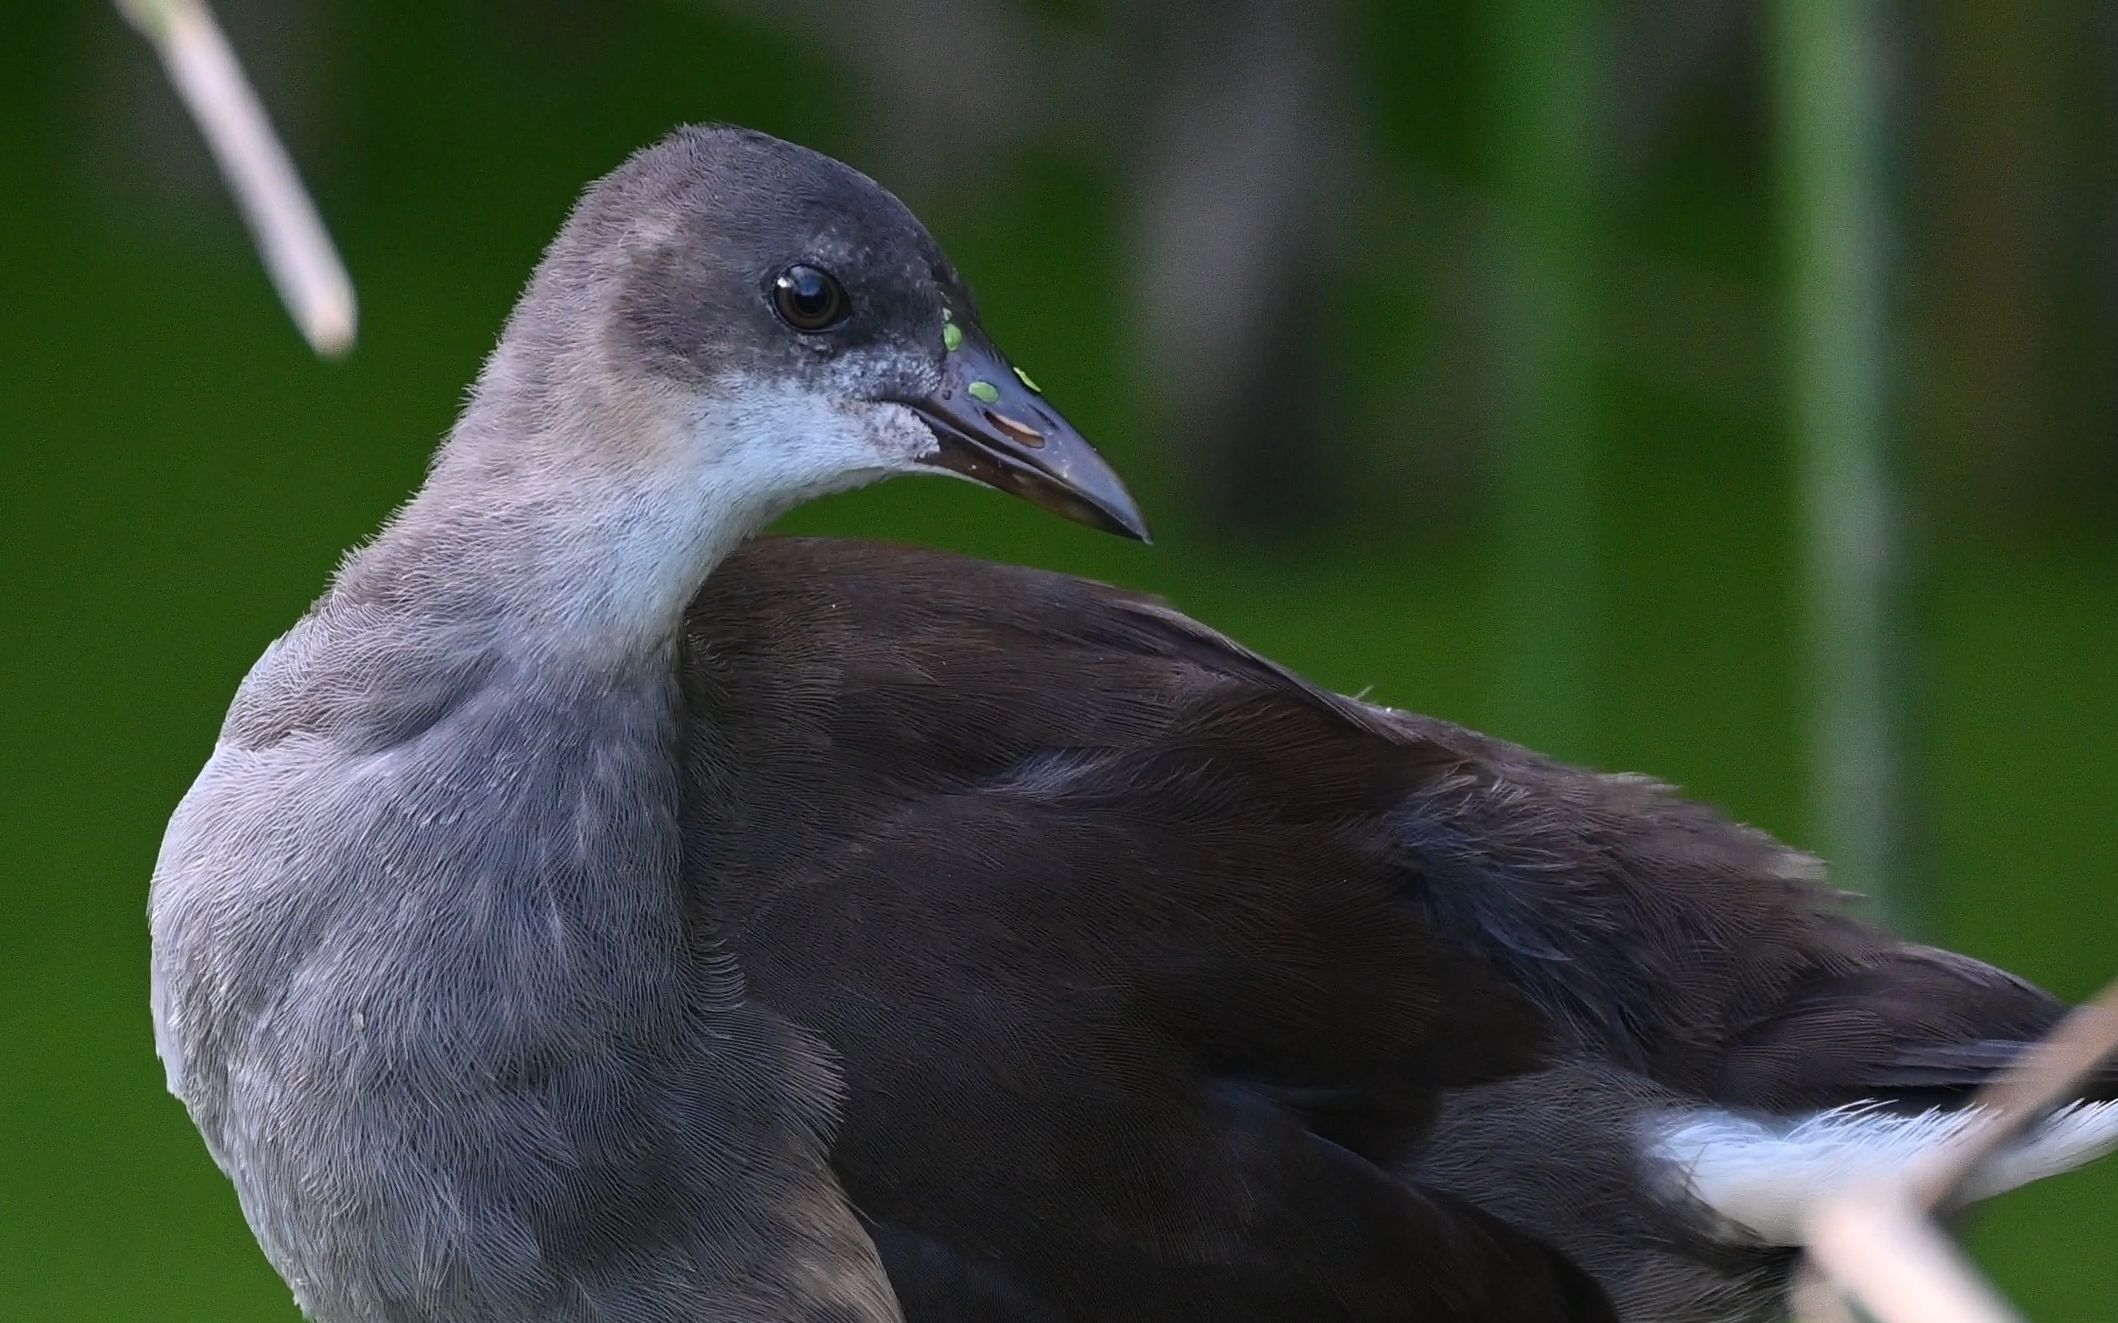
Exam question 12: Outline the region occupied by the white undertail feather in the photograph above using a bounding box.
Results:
[1645,1099,2118,1245]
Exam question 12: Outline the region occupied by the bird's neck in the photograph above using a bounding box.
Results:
[333,352,753,672]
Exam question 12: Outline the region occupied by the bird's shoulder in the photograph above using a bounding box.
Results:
[686,538,1548,1124]
[683,538,1630,1319]
[685,537,1855,1086]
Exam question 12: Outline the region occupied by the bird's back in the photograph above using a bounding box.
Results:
[685,536,2109,1323]
[686,537,1633,1319]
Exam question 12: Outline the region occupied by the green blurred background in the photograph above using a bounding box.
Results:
[4,1,2115,1318]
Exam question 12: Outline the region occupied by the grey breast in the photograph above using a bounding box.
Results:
[150,602,899,1323]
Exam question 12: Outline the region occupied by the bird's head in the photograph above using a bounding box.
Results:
[485,124,1147,544]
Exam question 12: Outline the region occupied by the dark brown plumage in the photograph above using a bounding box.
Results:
[679,537,2110,1323]
[682,537,1614,1320]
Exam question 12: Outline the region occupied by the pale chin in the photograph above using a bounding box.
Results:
[691,381,941,513]
[867,400,948,473]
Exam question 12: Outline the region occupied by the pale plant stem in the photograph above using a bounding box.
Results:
[1907,981,2118,1209]
[118,0,356,357]
[1795,977,2118,1323]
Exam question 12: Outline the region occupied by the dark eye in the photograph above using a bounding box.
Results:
[770,264,849,332]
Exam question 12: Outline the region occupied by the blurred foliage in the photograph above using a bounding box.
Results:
[1,2,2114,1319]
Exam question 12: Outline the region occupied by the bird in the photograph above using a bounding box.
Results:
[149,123,1617,1323]
[149,122,2118,1323]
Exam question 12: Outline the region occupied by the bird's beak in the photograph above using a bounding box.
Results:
[902,317,1150,542]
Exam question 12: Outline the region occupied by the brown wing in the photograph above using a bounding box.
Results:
[680,537,1612,1322]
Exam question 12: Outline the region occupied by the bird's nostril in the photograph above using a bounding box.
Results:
[983,408,1046,448]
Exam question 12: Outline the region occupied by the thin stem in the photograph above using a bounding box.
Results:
[1769,0,1917,928]
[1796,977,2118,1321]
[1911,979,2118,1210]
[118,0,356,358]
[1803,1187,2025,1323]
[1490,0,1602,762]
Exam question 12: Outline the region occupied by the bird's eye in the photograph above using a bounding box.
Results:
[770,264,849,332]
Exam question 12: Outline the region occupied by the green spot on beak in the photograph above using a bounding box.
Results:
[1012,366,1040,393]
[940,306,953,322]
[967,379,1001,404]
[942,322,963,352]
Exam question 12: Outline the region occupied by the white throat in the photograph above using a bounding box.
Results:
[342,369,932,668]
